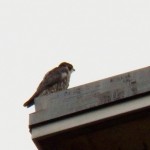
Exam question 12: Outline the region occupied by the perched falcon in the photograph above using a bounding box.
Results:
[23,62,75,107]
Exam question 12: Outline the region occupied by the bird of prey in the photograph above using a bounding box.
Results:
[23,62,75,107]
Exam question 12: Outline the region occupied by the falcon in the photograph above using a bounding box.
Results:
[23,62,75,107]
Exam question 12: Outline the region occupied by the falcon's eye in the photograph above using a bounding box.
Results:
[59,62,74,71]
[68,65,73,70]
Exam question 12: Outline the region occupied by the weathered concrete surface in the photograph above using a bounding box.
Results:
[29,66,150,126]
[31,95,150,139]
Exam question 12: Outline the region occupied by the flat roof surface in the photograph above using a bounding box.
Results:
[29,66,150,150]
[30,66,150,127]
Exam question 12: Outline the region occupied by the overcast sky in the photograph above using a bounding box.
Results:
[0,0,150,149]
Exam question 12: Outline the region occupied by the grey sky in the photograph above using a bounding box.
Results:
[0,0,150,149]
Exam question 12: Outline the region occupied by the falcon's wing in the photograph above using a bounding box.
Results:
[23,67,68,107]
[36,67,68,93]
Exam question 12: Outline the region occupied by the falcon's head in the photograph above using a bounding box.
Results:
[59,62,75,72]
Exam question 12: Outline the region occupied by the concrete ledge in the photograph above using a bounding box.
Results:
[30,66,150,126]
[31,94,150,139]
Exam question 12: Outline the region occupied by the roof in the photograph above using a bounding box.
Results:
[29,66,150,150]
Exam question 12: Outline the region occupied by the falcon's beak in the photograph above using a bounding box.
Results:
[73,68,75,71]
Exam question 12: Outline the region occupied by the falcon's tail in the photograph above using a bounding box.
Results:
[23,92,39,107]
